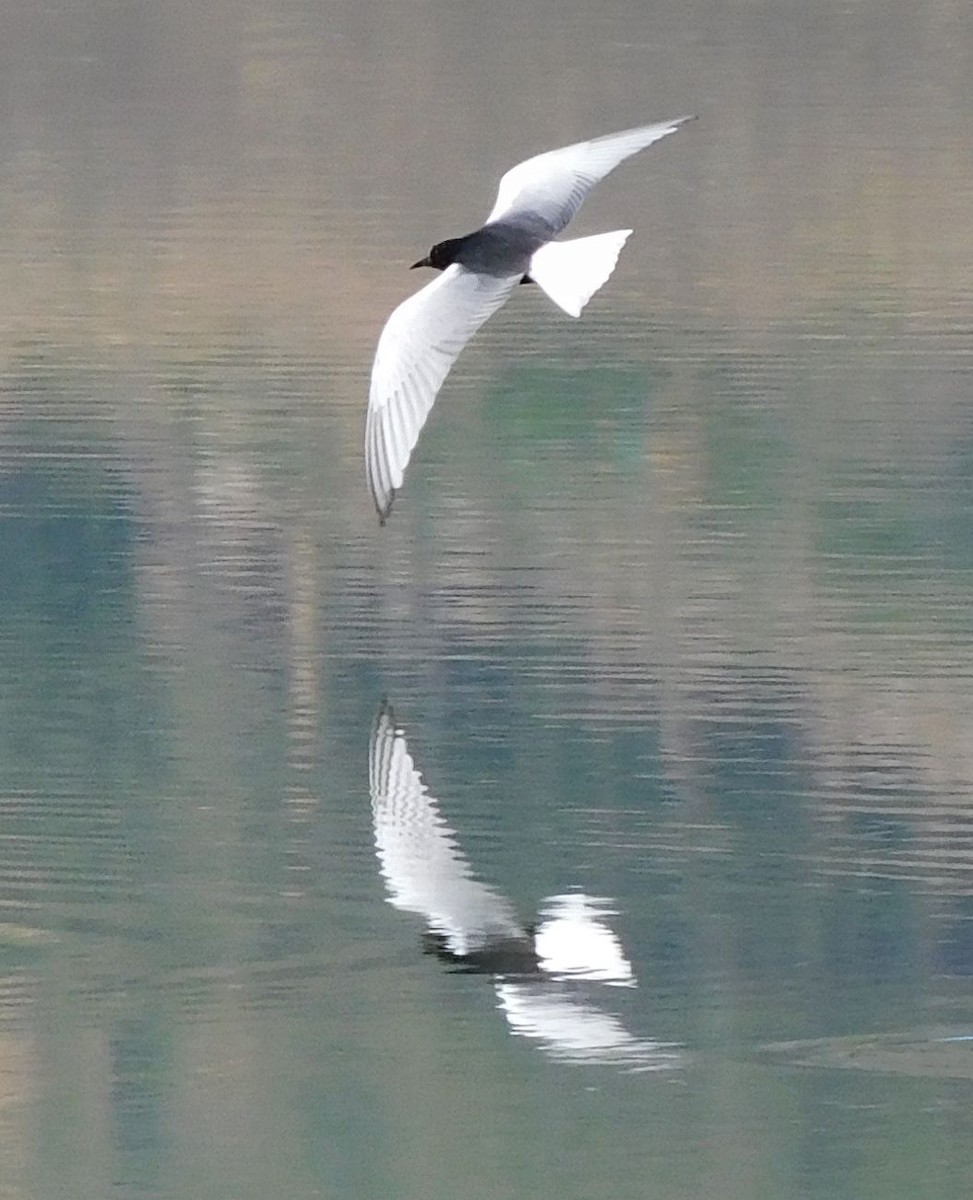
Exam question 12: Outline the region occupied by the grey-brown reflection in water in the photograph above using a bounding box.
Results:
[761,1030,973,1081]
[368,702,680,1068]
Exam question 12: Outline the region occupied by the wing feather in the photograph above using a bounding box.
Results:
[368,703,523,954]
[365,265,519,520]
[485,115,695,233]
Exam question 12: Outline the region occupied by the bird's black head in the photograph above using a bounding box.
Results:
[411,237,465,271]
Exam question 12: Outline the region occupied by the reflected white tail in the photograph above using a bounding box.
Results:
[527,230,633,318]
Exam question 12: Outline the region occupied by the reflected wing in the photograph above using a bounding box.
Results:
[366,265,520,520]
[533,894,636,984]
[496,981,681,1070]
[368,702,523,955]
[485,116,695,234]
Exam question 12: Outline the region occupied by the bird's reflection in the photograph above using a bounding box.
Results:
[368,701,680,1069]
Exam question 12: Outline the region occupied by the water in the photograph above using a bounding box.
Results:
[1,1,972,1197]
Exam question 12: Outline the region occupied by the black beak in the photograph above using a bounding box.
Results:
[410,256,432,270]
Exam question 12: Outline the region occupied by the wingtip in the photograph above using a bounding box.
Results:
[373,490,395,525]
[370,699,399,755]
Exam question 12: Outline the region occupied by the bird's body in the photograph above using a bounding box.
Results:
[419,218,551,278]
[365,115,696,520]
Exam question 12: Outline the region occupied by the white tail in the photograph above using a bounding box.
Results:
[527,230,633,318]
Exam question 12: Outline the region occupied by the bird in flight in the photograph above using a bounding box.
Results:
[365,115,696,521]
[367,701,681,1067]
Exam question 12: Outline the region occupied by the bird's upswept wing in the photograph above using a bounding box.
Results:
[484,115,695,235]
[368,703,524,955]
[366,265,520,520]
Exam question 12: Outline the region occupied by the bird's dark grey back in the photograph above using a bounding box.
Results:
[448,215,554,277]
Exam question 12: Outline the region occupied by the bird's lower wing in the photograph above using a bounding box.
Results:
[366,265,520,520]
[485,115,695,234]
[368,703,521,953]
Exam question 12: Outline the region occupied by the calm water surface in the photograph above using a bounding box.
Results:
[1,2,972,1198]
